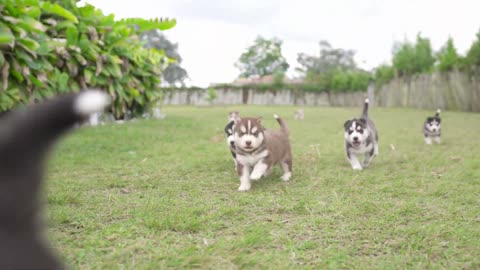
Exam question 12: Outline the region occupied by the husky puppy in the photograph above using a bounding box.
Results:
[343,98,379,170]
[0,90,110,269]
[423,109,441,144]
[225,112,239,164]
[233,115,292,191]
[294,109,304,120]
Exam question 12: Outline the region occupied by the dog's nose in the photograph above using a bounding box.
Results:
[432,128,437,132]
[245,141,252,146]
[230,141,235,146]
[353,137,359,141]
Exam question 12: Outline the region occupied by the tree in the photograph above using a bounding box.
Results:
[392,33,435,76]
[436,37,459,72]
[297,40,357,76]
[296,40,369,92]
[465,29,480,69]
[235,36,289,78]
[140,30,188,86]
[392,41,416,76]
[414,33,435,73]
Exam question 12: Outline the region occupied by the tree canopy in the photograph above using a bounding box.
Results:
[235,36,289,78]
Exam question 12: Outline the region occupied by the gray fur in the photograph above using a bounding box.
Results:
[344,99,379,170]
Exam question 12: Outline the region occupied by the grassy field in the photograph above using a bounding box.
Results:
[47,105,480,269]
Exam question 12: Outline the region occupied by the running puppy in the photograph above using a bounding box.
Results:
[0,90,110,269]
[423,109,441,144]
[343,98,379,170]
[294,109,304,120]
[225,112,239,164]
[233,115,292,191]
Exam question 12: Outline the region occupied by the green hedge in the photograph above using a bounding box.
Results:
[0,0,175,118]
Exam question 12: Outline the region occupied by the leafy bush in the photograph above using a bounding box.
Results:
[0,0,176,117]
[206,87,217,104]
[374,64,395,88]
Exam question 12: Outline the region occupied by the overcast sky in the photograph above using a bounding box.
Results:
[82,0,480,87]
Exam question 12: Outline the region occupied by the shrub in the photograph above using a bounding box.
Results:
[0,0,176,118]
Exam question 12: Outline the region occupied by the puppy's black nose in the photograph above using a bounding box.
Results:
[245,141,252,146]
[432,128,437,132]
[353,137,359,141]
[230,141,235,146]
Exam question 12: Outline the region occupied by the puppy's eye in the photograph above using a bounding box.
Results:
[348,130,353,135]
[357,129,363,134]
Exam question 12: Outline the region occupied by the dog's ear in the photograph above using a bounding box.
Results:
[426,117,434,122]
[233,114,241,124]
[343,119,352,129]
[228,111,240,121]
[358,118,367,126]
[256,116,263,125]
[436,118,441,124]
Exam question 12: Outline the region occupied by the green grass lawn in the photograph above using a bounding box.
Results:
[47,105,480,269]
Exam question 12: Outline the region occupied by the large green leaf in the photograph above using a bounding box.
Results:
[17,37,40,56]
[18,16,47,32]
[66,26,78,46]
[41,2,78,23]
[0,26,15,46]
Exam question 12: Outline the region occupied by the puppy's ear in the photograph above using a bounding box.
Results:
[358,118,367,126]
[426,117,434,122]
[256,116,263,125]
[436,118,441,123]
[233,115,241,124]
[344,120,352,129]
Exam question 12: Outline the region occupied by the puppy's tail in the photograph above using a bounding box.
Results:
[361,98,369,118]
[6,90,111,153]
[435,109,441,117]
[274,114,289,136]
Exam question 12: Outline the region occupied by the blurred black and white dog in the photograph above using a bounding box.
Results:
[343,98,379,170]
[423,109,441,144]
[0,90,110,269]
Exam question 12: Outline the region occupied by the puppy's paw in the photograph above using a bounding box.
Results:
[263,168,273,177]
[352,165,363,170]
[249,172,262,181]
[281,172,291,181]
[238,183,251,191]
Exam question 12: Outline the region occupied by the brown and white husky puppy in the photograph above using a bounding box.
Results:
[232,115,292,191]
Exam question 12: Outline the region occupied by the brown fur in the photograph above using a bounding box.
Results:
[233,115,292,191]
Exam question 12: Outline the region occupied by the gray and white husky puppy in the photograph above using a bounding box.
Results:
[423,109,441,144]
[343,98,379,170]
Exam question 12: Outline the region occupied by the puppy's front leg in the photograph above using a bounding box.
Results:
[424,136,432,145]
[237,163,251,191]
[362,148,375,168]
[348,154,362,170]
[250,161,268,181]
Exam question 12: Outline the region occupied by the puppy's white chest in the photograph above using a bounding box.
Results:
[349,143,373,154]
[237,150,268,166]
